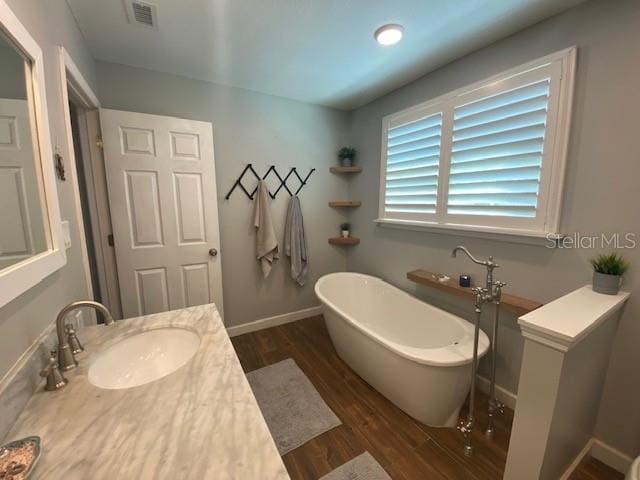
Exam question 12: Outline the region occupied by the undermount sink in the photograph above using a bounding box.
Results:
[88,327,200,390]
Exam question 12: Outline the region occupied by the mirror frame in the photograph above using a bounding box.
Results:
[0,0,66,307]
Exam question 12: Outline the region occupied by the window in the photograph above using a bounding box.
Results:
[378,48,576,238]
[385,111,443,216]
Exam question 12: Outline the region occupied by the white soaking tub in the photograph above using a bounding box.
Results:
[315,272,489,427]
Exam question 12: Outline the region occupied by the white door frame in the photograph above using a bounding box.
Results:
[76,108,123,319]
[57,47,122,320]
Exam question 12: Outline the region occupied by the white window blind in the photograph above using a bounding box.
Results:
[378,48,576,238]
[447,79,550,218]
[384,113,443,216]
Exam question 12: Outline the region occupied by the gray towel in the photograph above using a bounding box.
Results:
[254,180,278,277]
[284,196,308,286]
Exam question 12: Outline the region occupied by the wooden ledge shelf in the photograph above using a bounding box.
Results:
[329,237,360,246]
[330,166,362,173]
[407,269,543,317]
[329,201,362,208]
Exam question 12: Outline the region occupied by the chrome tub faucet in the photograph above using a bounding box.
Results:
[451,245,499,296]
[451,245,506,456]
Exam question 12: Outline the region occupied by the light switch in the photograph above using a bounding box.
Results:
[61,220,71,249]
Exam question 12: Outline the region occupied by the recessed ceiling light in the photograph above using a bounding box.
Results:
[374,24,404,46]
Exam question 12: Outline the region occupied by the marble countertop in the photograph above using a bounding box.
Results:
[5,304,290,479]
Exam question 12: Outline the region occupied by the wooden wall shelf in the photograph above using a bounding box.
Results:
[330,166,362,173]
[329,164,361,245]
[407,269,543,317]
[329,237,360,246]
[329,201,362,208]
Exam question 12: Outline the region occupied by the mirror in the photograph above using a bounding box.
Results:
[0,32,48,269]
[0,3,66,307]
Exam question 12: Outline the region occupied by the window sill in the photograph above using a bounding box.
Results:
[374,218,564,246]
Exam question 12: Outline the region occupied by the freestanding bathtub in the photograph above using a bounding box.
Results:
[315,272,489,427]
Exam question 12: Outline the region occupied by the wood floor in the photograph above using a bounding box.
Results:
[231,315,624,480]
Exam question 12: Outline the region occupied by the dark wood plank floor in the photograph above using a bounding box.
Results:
[570,456,626,480]
[231,315,624,480]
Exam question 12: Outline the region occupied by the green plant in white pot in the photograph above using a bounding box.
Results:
[340,222,350,238]
[338,147,356,167]
[590,253,628,295]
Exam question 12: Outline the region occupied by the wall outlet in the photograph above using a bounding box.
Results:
[61,220,71,249]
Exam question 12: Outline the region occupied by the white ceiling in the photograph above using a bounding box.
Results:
[66,0,585,110]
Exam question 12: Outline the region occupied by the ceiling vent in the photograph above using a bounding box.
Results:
[124,0,158,29]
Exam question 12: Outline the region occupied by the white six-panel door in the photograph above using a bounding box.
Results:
[99,109,223,319]
[0,99,46,269]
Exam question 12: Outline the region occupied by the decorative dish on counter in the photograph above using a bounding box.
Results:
[0,436,41,479]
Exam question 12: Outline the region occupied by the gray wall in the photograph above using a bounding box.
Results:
[347,0,640,457]
[95,62,351,327]
[0,0,97,381]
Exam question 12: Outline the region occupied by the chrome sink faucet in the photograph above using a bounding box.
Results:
[451,245,506,456]
[56,300,115,371]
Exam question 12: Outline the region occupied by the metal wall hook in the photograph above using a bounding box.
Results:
[225,163,261,200]
[225,164,315,200]
[267,166,292,198]
[292,167,316,195]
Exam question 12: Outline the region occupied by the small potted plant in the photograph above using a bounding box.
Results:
[340,222,351,238]
[590,252,628,295]
[338,147,356,167]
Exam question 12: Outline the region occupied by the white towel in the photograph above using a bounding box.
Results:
[284,196,308,286]
[254,180,278,277]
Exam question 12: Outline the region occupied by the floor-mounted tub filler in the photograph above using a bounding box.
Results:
[314,272,489,429]
[451,246,507,456]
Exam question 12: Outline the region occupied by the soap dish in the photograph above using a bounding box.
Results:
[0,436,41,479]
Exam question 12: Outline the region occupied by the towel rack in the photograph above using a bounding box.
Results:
[225,164,315,200]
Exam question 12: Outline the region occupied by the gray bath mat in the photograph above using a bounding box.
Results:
[320,452,391,480]
[247,358,341,455]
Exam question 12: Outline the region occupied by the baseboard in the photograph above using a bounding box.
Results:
[552,438,633,479]
[591,438,634,474]
[226,306,322,337]
[559,439,594,480]
[475,374,518,410]
[473,376,633,477]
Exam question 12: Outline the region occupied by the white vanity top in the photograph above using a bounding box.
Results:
[518,285,630,351]
[5,304,290,479]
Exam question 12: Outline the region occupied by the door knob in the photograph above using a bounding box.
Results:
[209,248,218,257]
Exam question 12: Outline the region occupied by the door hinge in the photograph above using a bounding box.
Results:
[107,234,114,247]
[96,137,104,150]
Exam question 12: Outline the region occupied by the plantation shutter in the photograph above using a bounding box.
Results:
[378,49,574,235]
[446,79,551,219]
[384,112,443,217]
